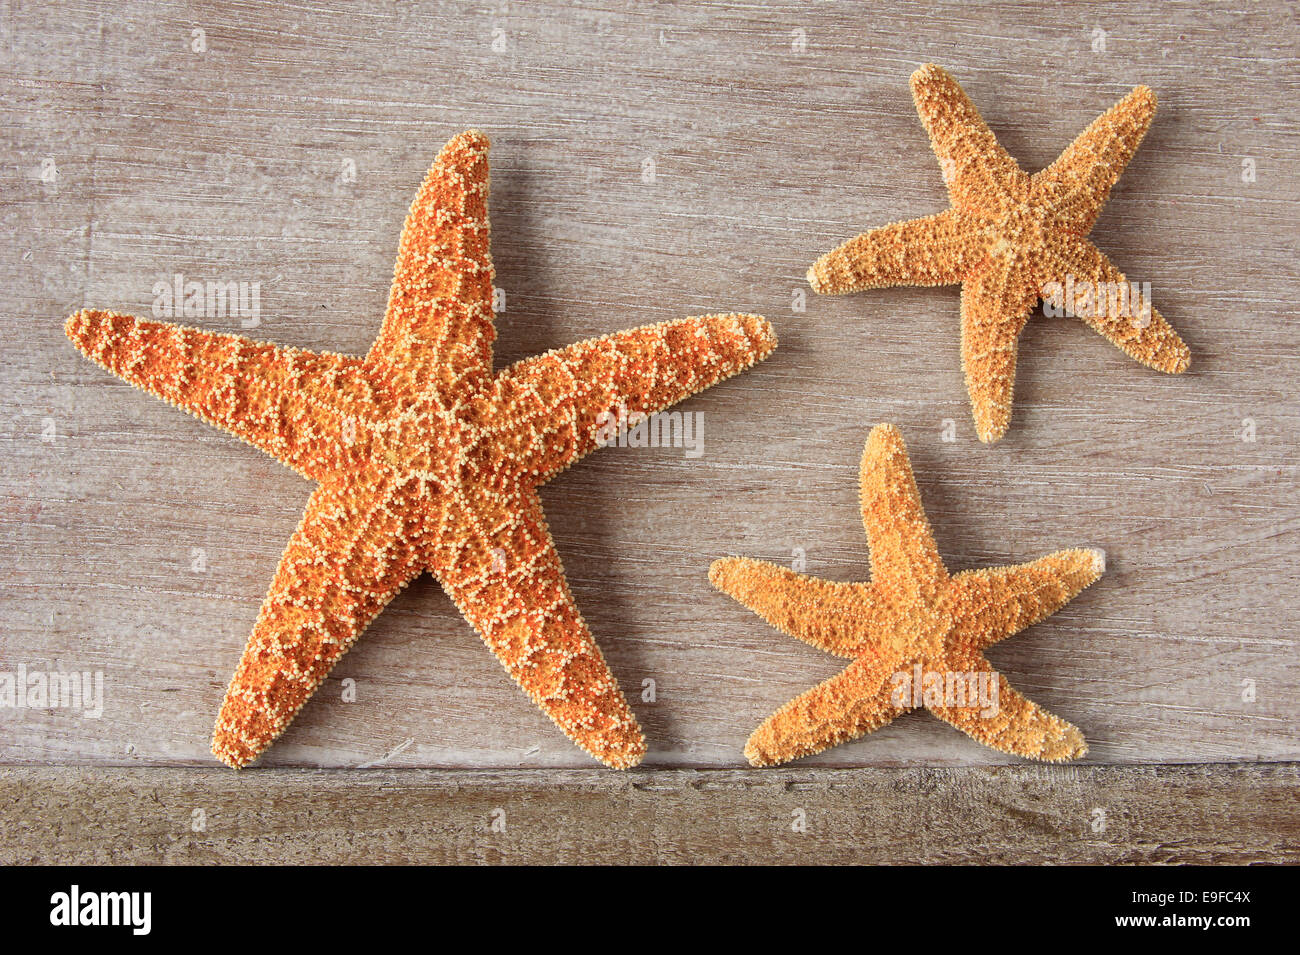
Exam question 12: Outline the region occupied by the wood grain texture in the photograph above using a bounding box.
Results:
[1,0,1297,787]
[2,764,1295,864]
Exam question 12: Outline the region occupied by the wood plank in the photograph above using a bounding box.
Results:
[2,763,1295,864]
[0,0,1296,770]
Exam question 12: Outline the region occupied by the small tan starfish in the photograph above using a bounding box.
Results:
[66,130,776,769]
[808,64,1191,442]
[710,424,1103,766]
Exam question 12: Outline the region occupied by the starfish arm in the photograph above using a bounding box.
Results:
[948,548,1105,651]
[927,655,1087,762]
[910,64,1030,214]
[708,557,886,659]
[960,257,1041,443]
[489,313,776,482]
[211,471,426,767]
[366,130,497,403]
[66,309,375,481]
[859,424,949,597]
[1034,85,1157,236]
[744,655,910,766]
[807,211,978,294]
[431,489,645,769]
[1043,238,1190,373]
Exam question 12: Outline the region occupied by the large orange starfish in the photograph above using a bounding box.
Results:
[710,424,1103,766]
[808,64,1191,442]
[66,130,776,769]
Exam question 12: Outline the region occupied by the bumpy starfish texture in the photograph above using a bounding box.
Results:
[66,130,776,769]
[808,64,1191,442]
[710,424,1103,766]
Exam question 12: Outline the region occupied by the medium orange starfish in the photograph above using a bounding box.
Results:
[808,64,1191,442]
[710,424,1103,766]
[66,130,776,769]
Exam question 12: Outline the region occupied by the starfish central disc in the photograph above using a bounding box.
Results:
[993,205,1048,258]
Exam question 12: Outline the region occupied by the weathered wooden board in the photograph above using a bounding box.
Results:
[2,764,1295,864]
[1,0,1297,781]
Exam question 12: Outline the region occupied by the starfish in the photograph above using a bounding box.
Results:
[709,424,1104,766]
[807,64,1191,443]
[66,130,777,769]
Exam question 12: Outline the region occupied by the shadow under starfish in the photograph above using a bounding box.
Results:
[66,130,777,769]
